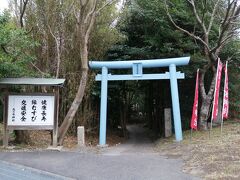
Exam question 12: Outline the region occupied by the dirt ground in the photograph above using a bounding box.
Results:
[155,120,240,180]
[2,121,240,179]
[0,124,125,150]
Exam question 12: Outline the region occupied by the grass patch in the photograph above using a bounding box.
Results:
[155,120,240,180]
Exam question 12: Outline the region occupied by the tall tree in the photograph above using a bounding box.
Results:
[165,0,240,129]
[57,0,118,144]
[8,0,121,144]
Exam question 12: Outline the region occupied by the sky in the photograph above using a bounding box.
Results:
[0,0,9,12]
[0,0,124,13]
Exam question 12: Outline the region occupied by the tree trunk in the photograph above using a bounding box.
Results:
[58,68,88,145]
[199,96,212,130]
[57,0,112,144]
[199,69,216,130]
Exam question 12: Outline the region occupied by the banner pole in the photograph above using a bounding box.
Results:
[209,118,213,139]
[190,129,192,142]
[209,98,214,139]
[190,69,199,141]
[221,61,229,138]
[210,58,223,139]
[220,117,223,137]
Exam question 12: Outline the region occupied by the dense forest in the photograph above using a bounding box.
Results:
[0,0,240,145]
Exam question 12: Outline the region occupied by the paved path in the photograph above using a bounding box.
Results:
[102,124,156,155]
[0,125,201,180]
[0,160,72,180]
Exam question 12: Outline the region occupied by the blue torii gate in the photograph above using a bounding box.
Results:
[89,57,190,146]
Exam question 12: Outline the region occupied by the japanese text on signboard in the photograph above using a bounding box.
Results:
[8,95,55,126]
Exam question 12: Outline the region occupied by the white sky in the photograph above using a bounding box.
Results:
[0,0,9,13]
[0,0,123,12]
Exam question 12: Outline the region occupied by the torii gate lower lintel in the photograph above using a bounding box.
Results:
[89,57,190,146]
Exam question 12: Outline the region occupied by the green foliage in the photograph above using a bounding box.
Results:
[0,12,37,77]
[106,0,240,131]
[221,40,240,118]
[22,0,124,132]
[115,0,204,76]
[90,3,124,60]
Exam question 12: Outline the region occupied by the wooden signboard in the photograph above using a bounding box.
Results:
[0,78,64,148]
[7,94,55,129]
[3,93,59,147]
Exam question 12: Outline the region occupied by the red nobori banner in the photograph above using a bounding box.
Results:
[211,58,223,121]
[222,61,229,119]
[191,69,199,130]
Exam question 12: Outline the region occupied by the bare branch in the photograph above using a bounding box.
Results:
[64,0,75,18]
[164,1,210,51]
[207,0,221,34]
[80,0,88,7]
[200,0,207,23]
[186,0,211,58]
[211,2,240,53]
[84,0,97,24]
[220,33,234,45]
[96,0,118,14]
[1,45,9,54]
[85,12,96,41]
[19,0,29,28]
[220,2,232,31]
[73,6,79,24]
[30,62,47,77]
[48,25,62,78]
[187,0,207,34]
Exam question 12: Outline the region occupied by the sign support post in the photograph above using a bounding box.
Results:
[53,87,60,147]
[3,90,9,147]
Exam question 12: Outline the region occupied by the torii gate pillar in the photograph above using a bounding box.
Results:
[169,64,182,141]
[99,66,108,145]
[90,57,190,146]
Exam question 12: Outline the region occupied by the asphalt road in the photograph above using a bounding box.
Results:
[0,160,72,180]
[0,125,201,180]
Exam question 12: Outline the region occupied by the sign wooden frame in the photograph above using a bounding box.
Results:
[3,88,60,147]
[7,93,55,129]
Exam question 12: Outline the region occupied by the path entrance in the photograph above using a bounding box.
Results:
[103,124,156,155]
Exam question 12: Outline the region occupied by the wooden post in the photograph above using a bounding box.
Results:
[3,90,9,147]
[53,86,59,147]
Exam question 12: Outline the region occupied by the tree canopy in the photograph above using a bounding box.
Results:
[0,12,37,77]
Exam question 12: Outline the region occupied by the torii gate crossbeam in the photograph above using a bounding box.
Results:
[89,57,190,146]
